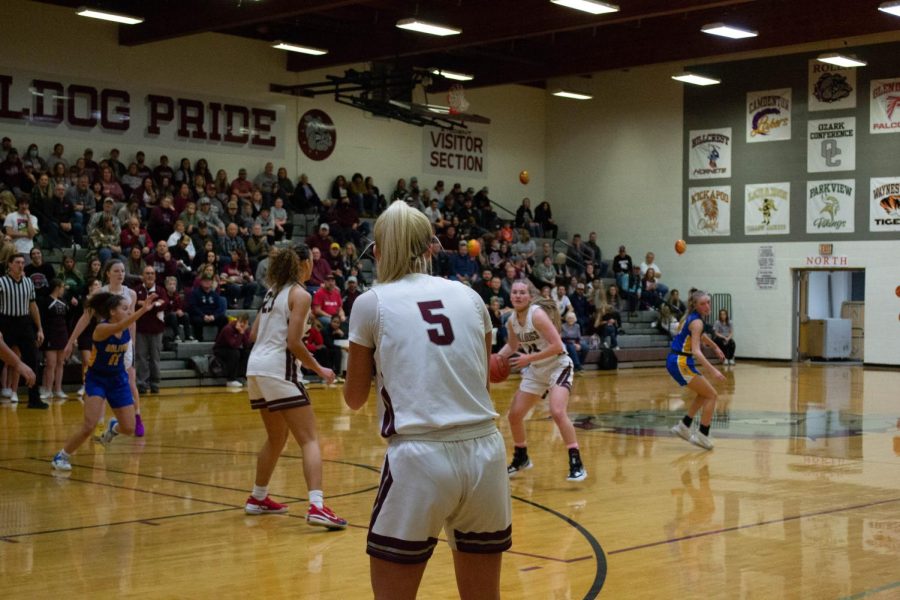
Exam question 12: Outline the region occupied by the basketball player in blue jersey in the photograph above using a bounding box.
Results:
[668,289,725,450]
[51,291,158,471]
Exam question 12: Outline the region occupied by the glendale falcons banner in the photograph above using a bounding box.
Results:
[688,186,731,237]
[808,60,856,112]
[807,117,856,173]
[688,128,731,180]
[870,78,900,134]
[745,183,790,235]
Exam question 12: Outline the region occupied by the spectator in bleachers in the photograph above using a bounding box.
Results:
[569,281,593,331]
[125,246,147,282]
[191,222,218,259]
[179,201,201,235]
[639,251,668,298]
[173,182,193,214]
[303,317,328,379]
[390,178,407,203]
[48,163,67,190]
[24,143,46,173]
[133,176,158,215]
[65,175,94,225]
[85,257,102,282]
[514,198,540,236]
[166,220,195,259]
[583,232,604,276]
[81,149,99,182]
[566,234,593,276]
[88,196,120,235]
[364,176,382,216]
[341,275,362,317]
[120,217,153,257]
[213,169,230,202]
[593,297,621,350]
[52,182,77,248]
[134,151,151,178]
[98,167,124,203]
[307,246,331,293]
[221,250,256,309]
[294,173,320,213]
[641,268,662,309]
[513,229,536,265]
[612,245,633,291]
[89,213,122,264]
[438,223,458,251]
[46,143,67,174]
[534,200,557,239]
[158,175,175,199]
[561,312,585,372]
[230,168,253,203]
[500,263,519,297]
[146,240,178,287]
[253,162,276,205]
[60,255,84,305]
[348,172,365,214]
[238,200,255,232]
[188,272,227,342]
[312,273,345,329]
[254,246,276,298]
[325,242,343,281]
[473,268,495,303]
[329,174,349,205]
[106,148,126,180]
[147,195,176,242]
[219,222,247,262]
[174,158,193,188]
[498,221,515,245]
[322,314,347,380]
[195,159,212,188]
[117,197,141,228]
[221,198,242,233]
[191,175,208,204]
[193,246,219,277]
[1,148,27,199]
[246,223,270,267]
[306,222,333,255]
[271,196,291,241]
[450,240,479,284]
[441,194,457,222]
[4,197,39,256]
[25,247,55,290]
[121,163,143,198]
[274,167,293,206]
[425,198,445,230]
[153,155,174,187]
[533,254,557,289]
[340,241,359,276]
[30,171,52,216]
[329,196,365,246]
[713,309,736,365]
[170,233,194,285]
[622,264,643,315]
[553,283,573,320]
[429,238,451,278]
[254,205,275,243]
[214,313,251,388]
[164,276,193,342]
[135,265,168,394]
[486,276,512,315]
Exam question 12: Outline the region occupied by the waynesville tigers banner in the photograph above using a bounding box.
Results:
[747,89,791,143]
[808,60,856,112]
[745,183,790,235]
[807,117,856,173]
[688,186,731,237]
[870,177,900,232]
[806,179,855,234]
[688,128,731,180]
[870,78,900,134]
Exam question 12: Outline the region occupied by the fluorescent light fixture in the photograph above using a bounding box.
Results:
[817,53,867,68]
[552,90,593,100]
[550,0,619,15]
[430,69,474,81]
[878,1,900,16]
[426,104,451,114]
[701,22,758,39]
[76,6,144,25]
[272,41,328,56]
[672,72,721,86]
[396,18,461,36]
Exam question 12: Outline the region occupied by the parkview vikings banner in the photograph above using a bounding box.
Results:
[807,179,855,234]
[808,60,856,112]
[870,78,900,134]
[870,177,900,232]
[688,128,731,180]
[423,126,488,179]
[807,117,856,173]
[747,89,791,143]
[745,183,790,235]
[688,186,730,237]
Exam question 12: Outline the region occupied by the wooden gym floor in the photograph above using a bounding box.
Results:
[1,362,899,599]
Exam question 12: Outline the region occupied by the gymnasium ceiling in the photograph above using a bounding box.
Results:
[35,0,900,90]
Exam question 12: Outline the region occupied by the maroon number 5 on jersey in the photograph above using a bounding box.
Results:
[417,300,455,345]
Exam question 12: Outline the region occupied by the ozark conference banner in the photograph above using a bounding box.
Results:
[0,69,286,158]
[422,126,488,179]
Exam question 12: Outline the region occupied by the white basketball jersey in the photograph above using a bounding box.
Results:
[509,304,564,369]
[247,284,309,381]
[348,273,496,438]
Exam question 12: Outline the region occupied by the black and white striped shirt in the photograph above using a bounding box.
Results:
[0,274,36,317]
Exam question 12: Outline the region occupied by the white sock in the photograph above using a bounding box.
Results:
[309,490,324,509]
[252,485,268,501]
[58,449,70,459]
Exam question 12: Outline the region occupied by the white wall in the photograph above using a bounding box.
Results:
[545,54,900,365]
[0,0,545,214]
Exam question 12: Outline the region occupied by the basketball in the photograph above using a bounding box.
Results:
[895,285,900,297]
[467,238,481,258]
[675,239,687,255]
[489,353,510,383]
[519,170,530,184]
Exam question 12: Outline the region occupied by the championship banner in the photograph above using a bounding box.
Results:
[745,183,790,235]
[688,128,731,179]
[807,117,855,173]
[688,186,731,237]
[808,60,856,112]
[870,78,900,134]
[870,177,900,232]
[747,89,791,143]
[423,126,488,179]
[806,179,855,234]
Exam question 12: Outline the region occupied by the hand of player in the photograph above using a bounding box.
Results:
[15,361,36,387]
[36,330,44,346]
[318,367,336,385]
[143,293,158,309]
[714,347,725,362]
[508,353,528,369]
[62,342,74,361]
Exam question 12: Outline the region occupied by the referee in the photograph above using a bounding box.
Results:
[0,253,46,408]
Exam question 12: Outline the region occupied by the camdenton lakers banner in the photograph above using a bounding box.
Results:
[747,89,791,143]
[745,183,790,235]
[688,128,731,180]
[870,78,900,134]
[688,186,731,237]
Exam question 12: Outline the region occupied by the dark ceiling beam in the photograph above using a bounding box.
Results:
[119,0,368,46]
[464,0,900,89]
[286,0,757,72]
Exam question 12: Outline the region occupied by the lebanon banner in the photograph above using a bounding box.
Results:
[745,183,790,235]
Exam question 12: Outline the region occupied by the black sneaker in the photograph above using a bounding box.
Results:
[567,449,587,482]
[507,453,533,477]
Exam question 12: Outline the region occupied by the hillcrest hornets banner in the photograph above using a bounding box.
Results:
[747,89,791,143]
[745,183,790,235]
[807,117,856,173]
[808,60,856,112]
[870,177,900,232]
[688,128,731,179]
[807,179,855,234]
[870,78,900,134]
[688,186,731,237]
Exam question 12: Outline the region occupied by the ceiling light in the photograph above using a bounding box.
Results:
[878,1,900,17]
[272,42,328,56]
[76,6,144,25]
[817,53,867,68]
[396,18,461,37]
[430,69,474,82]
[552,90,593,100]
[672,73,721,86]
[549,0,619,15]
[701,23,758,39]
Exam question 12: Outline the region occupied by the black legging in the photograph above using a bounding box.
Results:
[714,337,736,360]
[0,315,42,405]
[214,346,248,380]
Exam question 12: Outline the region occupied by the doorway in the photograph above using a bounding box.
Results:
[792,268,865,362]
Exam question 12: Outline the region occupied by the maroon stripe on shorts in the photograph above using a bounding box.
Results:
[555,366,572,388]
[454,525,513,553]
[266,395,310,411]
[366,532,438,564]
[379,385,397,438]
[284,349,292,381]
[369,455,392,530]
[454,525,513,542]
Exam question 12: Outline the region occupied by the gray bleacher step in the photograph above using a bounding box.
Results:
[624,310,659,323]
[175,342,214,359]
[159,378,230,388]
[160,351,177,360]
[617,360,667,369]
[618,335,670,348]
[161,369,198,379]
[160,360,188,370]
[620,323,658,334]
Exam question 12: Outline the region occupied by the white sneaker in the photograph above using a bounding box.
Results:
[40,388,51,399]
[671,421,692,442]
[51,452,72,471]
[690,431,714,450]
[77,386,85,397]
[730,358,736,365]
[1,388,11,398]
[226,380,243,388]
[9,393,19,404]
[54,390,69,400]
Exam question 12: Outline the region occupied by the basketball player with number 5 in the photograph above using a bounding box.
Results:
[344,202,511,600]
[497,280,586,482]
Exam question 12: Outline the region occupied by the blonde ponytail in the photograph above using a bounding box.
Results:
[373,201,433,284]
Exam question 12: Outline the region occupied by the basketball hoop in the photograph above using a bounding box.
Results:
[447,84,470,115]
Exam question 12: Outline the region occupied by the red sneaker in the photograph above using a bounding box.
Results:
[244,495,288,515]
[306,504,347,530]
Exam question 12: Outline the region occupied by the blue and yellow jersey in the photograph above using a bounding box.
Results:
[86,325,131,377]
[670,312,702,355]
